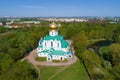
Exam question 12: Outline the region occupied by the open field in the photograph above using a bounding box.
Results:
[39,60,89,80]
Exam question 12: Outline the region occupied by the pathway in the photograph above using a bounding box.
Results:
[21,43,77,80]
[24,48,77,66]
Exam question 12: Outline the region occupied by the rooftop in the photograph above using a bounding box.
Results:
[39,48,67,56]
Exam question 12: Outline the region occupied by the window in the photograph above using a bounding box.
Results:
[48,58,50,60]
[57,43,59,47]
[52,32,54,35]
[60,57,63,60]
[45,42,46,47]
[69,55,71,57]
[51,42,53,47]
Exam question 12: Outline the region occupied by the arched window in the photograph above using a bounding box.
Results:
[57,43,59,47]
[52,32,54,35]
[45,42,46,47]
[51,42,53,47]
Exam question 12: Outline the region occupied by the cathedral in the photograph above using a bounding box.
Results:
[37,22,73,61]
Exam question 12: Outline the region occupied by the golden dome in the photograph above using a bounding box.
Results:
[50,21,57,29]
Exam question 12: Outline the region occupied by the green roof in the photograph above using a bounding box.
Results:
[42,49,49,53]
[51,50,66,55]
[38,45,43,48]
[61,40,69,48]
[44,35,63,40]
[39,48,67,56]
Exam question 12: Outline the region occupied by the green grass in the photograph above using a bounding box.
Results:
[39,66,63,80]
[39,60,89,80]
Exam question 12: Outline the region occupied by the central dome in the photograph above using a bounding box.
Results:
[50,21,57,29]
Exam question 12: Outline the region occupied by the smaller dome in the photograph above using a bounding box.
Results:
[50,21,57,29]
[67,51,73,55]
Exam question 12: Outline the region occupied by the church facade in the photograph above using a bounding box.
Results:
[37,22,73,61]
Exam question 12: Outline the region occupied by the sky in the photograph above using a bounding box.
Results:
[0,0,120,17]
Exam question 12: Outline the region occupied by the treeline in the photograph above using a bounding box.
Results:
[0,22,49,80]
[58,22,120,80]
[0,21,120,80]
[0,27,9,33]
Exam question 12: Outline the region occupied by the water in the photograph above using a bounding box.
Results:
[87,40,114,55]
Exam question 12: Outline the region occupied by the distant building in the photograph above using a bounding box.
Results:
[37,22,73,61]
[6,21,40,28]
[58,23,61,27]
[18,21,40,24]
[0,22,3,26]
[39,18,88,22]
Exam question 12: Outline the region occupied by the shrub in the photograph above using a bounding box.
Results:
[53,59,68,63]
[63,59,68,62]
[52,60,60,63]
[36,57,46,61]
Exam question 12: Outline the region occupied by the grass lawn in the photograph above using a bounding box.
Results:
[39,59,89,80]
[39,66,63,80]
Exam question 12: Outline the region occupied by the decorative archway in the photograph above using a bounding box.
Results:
[51,42,53,47]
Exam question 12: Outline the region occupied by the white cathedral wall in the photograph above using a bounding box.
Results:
[42,40,62,50]
[61,48,69,52]
[37,48,43,52]
[38,40,69,52]
[52,55,60,60]
[52,55,65,60]
[38,52,48,57]
[49,30,58,36]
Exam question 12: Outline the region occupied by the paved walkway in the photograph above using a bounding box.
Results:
[24,48,77,66]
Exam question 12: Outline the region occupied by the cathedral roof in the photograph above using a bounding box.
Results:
[40,48,66,56]
[51,50,66,55]
[50,21,57,30]
[44,35,63,40]
[38,45,43,48]
[61,40,69,48]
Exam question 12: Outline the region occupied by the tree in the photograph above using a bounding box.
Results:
[108,43,120,66]
[0,61,38,80]
[113,26,120,43]
[100,43,120,66]
[80,49,113,80]
[74,31,88,56]
[110,64,120,80]
[0,54,14,74]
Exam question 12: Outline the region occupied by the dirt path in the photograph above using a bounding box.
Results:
[34,65,40,80]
